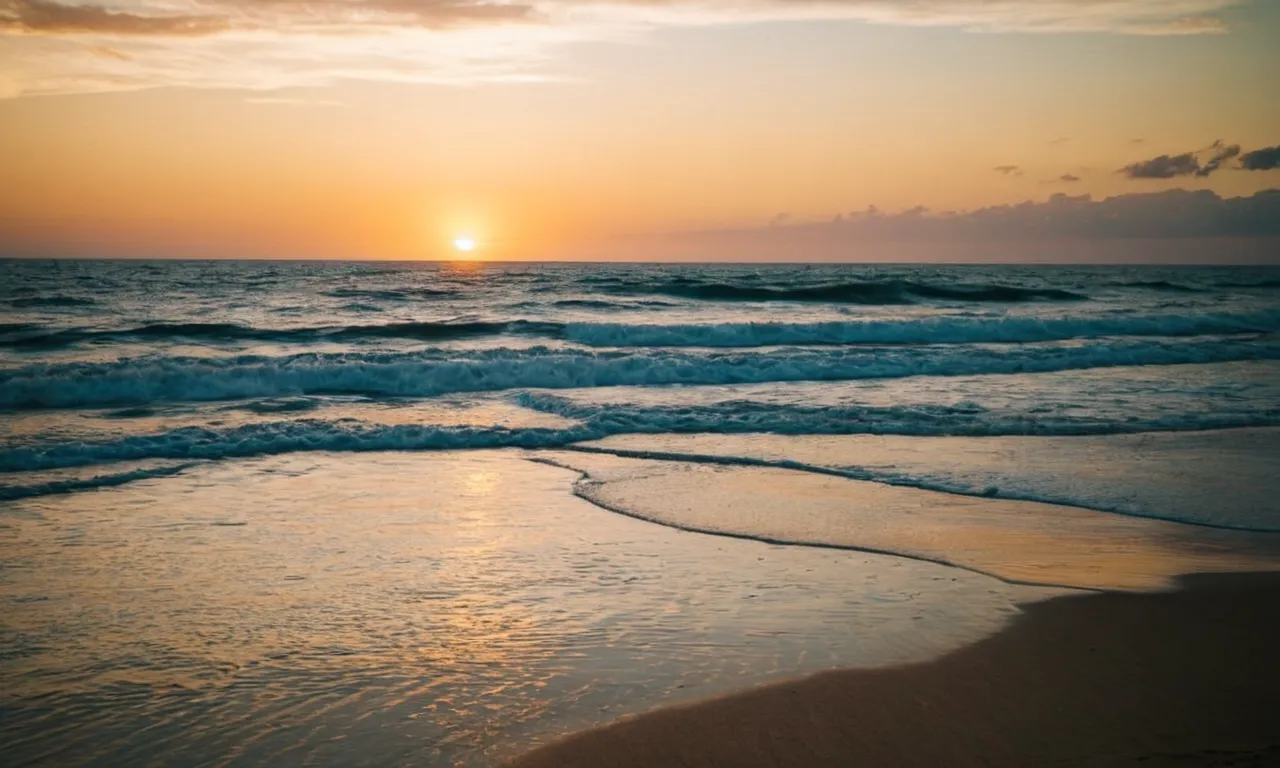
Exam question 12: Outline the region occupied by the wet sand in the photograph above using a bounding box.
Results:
[508,571,1280,767]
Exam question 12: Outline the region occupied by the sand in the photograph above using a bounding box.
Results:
[507,571,1280,767]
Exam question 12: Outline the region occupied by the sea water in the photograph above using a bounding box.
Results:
[3,260,1279,765]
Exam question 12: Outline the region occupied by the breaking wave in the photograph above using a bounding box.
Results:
[4,308,1278,351]
[3,336,1278,410]
[6,398,1279,475]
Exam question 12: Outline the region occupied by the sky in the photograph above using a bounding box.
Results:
[1,0,1278,261]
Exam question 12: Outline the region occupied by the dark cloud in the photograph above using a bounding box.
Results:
[1059,174,1081,182]
[1119,140,1241,179]
[1239,146,1280,171]
[1120,151,1201,179]
[0,0,227,35]
[994,165,1023,176]
[1196,140,1241,176]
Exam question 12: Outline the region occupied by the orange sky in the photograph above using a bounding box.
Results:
[1,0,1278,260]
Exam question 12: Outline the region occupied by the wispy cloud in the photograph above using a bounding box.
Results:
[1058,173,1082,182]
[245,96,349,108]
[994,165,1023,176]
[0,0,1251,96]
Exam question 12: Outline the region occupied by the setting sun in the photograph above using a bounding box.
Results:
[453,236,477,254]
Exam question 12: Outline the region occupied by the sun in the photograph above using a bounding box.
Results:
[453,236,476,254]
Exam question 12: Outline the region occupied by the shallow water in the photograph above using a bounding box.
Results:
[0,451,1028,767]
[544,447,1280,590]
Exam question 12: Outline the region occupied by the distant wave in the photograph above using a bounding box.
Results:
[0,320,562,349]
[6,296,98,308]
[324,287,455,300]
[551,299,627,309]
[595,279,1089,303]
[560,310,1280,347]
[1109,280,1203,293]
[1214,279,1280,289]
[3,336,1277,410]
[5,309,1278,351]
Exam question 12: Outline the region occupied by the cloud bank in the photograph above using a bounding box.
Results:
[0,0,1251,95]
[604,189,1280,262]
[695,189,1280,241]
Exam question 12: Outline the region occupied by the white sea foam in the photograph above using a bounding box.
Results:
[3,336,1277,410]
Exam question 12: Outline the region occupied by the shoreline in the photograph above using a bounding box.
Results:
[507,570,1280,767]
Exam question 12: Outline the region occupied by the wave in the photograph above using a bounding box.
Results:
[596,279,1088,304]
[0,422,595,472]
[1214,279,1280,289]
[6,308,1278,352]
[6,296,98,308]
[0,320,562,349]
[6,398,1279,476]
[1109,280,1203,293]
[324,287,454,300]
[517,393,1280,439]
[560,309,1280,347]
[551,299,627,309]
[0,462,200,501]
[3,336,1277,410]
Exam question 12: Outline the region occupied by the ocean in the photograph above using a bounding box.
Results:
[3,259,1280,765]
[4,261,1280,477]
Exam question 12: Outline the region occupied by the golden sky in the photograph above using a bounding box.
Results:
[1,0,1278,260]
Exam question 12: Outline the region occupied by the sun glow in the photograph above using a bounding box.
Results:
[453,236,477,254]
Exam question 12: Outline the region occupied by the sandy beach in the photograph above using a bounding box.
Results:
[509,571,1280,767]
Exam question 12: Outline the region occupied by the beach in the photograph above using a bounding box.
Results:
[4,261,1280,765]
[509,570,1280,768]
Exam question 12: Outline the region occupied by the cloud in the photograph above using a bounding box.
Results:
[994,165,1023,176]
[1196,140,1241,176]
[246,96,349,107]
[0,0,1251,96]
[85,44,134,61]
[1059,174,1081,182]
[672,189,1280,244]
[0,0,535,35]
[1239,146,1280,171]
[0,0,227,35]
[1119,140,1241,179]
